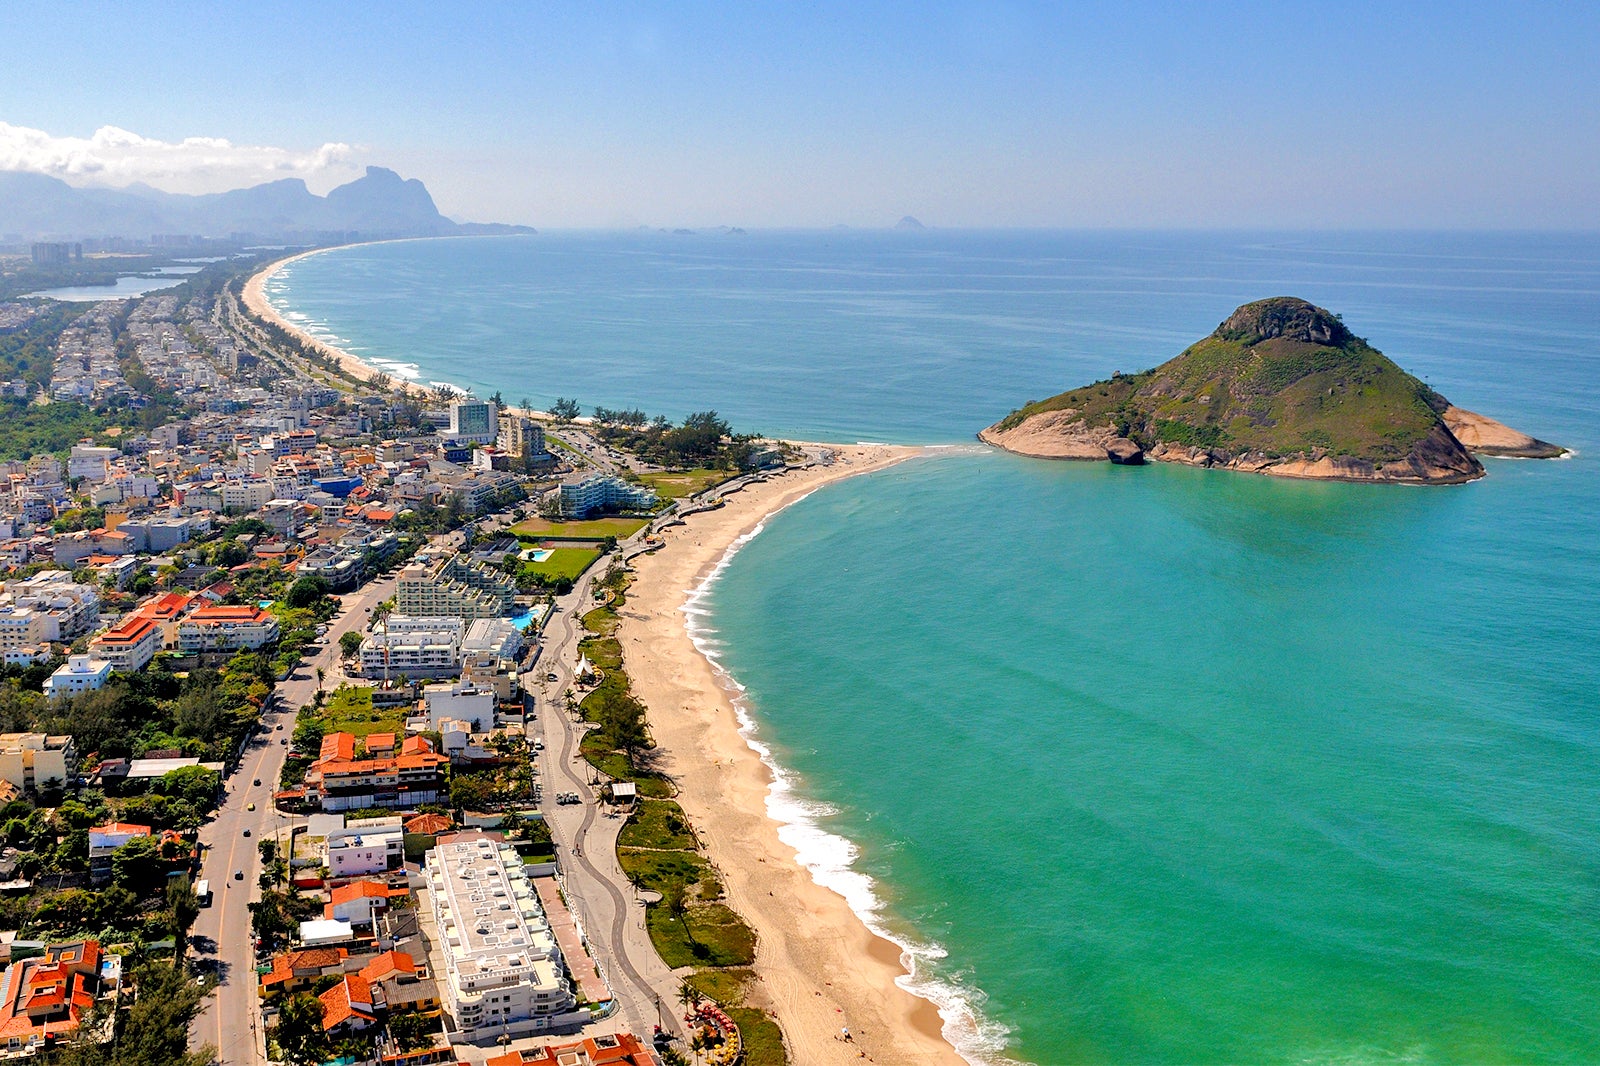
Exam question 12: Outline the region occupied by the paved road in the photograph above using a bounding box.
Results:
[189,572,399,1064]
[526,556,686,1044]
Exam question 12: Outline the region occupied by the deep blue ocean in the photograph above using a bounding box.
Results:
[272,232,1600,1064]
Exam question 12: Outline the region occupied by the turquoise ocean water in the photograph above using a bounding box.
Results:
[272,233,1600,1064]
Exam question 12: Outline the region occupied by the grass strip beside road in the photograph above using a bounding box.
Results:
[512,516,650,539]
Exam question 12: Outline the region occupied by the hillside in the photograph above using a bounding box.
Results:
[981,297,1564,484]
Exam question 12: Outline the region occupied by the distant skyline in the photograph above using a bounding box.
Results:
[2,2,1597,229]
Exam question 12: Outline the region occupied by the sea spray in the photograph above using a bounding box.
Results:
[681,502,1018,1066]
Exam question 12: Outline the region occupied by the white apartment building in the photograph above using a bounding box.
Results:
[175,604,280,652]
[425,833,583,1042]
[3,571,101,639]
[422,682,496,733]
[396,556,517,619]
[0,606,45,655]
[44,655,113,699]
[461,618,524,663]
[554,473,656,519]
[67,444,120,482]
[359,616,465,679]
[326,818,407,878]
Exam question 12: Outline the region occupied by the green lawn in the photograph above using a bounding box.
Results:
[619,800,698,851]
[637,468,732,500]
[685,968,753,1007]
[310,685,406,738]
[511,516,649,539]
[645,901,757,968]
[520,547,601,582]
[617,847,710,894]
[728,1007,788,1066]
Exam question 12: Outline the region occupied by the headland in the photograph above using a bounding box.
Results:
[981,297,1565,483]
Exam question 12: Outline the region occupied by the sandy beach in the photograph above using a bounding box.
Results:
[242,244,432,396]
[619,446,972,1066]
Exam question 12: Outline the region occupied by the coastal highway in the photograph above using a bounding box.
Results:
[189,572,399,1065]
[526,552,686,1044]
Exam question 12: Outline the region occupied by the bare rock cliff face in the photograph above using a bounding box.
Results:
[1442,406,1567,458]
[977,410,1143,463]
[1148,422,1483,484]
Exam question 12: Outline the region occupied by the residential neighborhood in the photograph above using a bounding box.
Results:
[0,251,793,1066]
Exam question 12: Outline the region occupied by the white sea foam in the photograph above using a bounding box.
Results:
[679,506,1018,1066]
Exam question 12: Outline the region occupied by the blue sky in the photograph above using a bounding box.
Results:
[1,2,1596,228]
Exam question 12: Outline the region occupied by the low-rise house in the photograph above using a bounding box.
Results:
[259,948,348,997]
[87,822,150,886]
[0,940,111,1057]
[358,950,438,1013]
[486,1034,661,1066]
[325,818,407,877]
[324,880,392,928]
[317,973,377,1034]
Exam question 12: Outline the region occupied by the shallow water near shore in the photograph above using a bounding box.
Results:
[273,231,1600,1063]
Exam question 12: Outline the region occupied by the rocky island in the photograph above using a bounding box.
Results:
[980,297,1565,484]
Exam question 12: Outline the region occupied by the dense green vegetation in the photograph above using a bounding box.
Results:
[593,409,763,469]
[0,651,274,766]
[994,298,1451,462]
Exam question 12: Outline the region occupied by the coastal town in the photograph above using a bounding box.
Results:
[0,243,849,1066]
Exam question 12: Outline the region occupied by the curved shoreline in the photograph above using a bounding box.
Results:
[619,448,995,1066]
[243,237,504,399]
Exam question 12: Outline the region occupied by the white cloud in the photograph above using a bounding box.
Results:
[0,122,361,193]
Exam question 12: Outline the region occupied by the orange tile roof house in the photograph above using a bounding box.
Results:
[323,880,394,926]
[259,948,349,997]
[486,1033,661,1066]
[304,732,447,812]
[318,973,377,1033]
[0,940,110,1056]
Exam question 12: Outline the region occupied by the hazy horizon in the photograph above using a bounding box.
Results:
[3,3,1597,230]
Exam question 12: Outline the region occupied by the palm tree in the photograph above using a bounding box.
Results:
[315,667,325,691]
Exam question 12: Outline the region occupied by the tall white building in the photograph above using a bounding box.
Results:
[425,832,584,1042]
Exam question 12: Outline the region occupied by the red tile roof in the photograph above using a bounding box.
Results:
[318,974,376,1031]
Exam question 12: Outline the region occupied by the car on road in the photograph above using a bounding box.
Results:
[546,673,559,682]
[280,738,287,745]
[242,829,251,837]
[246,803,256,811]
[233,869,243,880]
[275,724,283,731]
[253,778,261,786]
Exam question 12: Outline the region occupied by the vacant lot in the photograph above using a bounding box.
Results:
[637,468,732,500]
[511,516,650,539]
[307,685,407,739]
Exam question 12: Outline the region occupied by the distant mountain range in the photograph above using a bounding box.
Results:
[0,166,534,241]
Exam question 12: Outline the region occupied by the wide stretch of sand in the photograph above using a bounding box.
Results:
[242,245,430,395]
[619,446,972,1066]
